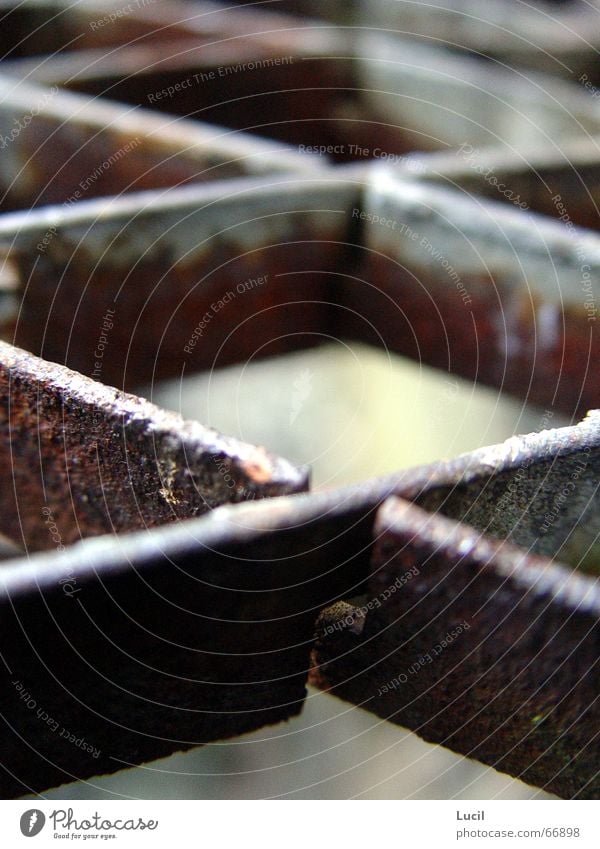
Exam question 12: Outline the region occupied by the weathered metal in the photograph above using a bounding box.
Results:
[0,174,358,389]
[1,168,598,413]
[356,0,600,85]
[1,367,598,795]
[1,0,352,153]
[348,172,600,417]
[0,340,308,551]
[0,494,366,798]
[307,410,600,800]
[0,73,317,214]
[1,0,599,801]
[5,6,600,160]
[259,0,600,85]
[312,494,600,800]
[399,139,600,232]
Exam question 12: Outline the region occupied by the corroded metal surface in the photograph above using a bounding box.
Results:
[0,0,599,801]
[5,6,599,159]
[1,1,352,154]
[357,0,600,85]
[401,140,600,232]
[0,73,318,214]
[311,496,600,800]
[0,495,367,798]
[269,0,600,85]
[0,176,359,388]
[0,340,308,551]
[0,397,598,796]
[2,170,598,413]
[347,173,600,417]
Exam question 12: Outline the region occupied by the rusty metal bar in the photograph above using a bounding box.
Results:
[358,0,600,85]
[1,395,598,796]
[0,167,598,412]
[1,0,351,154]
[345,171,600,417]
[0,0,195,59]
[260,0,600,85]
[0,73,317,214]
[0,340,308,552]
[353,34,600,155]
[0,494,366,798]
[0,0,599,801]
[5,10,599,159]
[312,495,600,800]
[398,139,600,232]
[306,411,600,800]
[0,174,359,388]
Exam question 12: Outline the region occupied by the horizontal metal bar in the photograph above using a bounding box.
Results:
[1,167,598,413]
[0,174,360,388]
[0,491,370,798]
[5,20,598,160]
[396,139,600,231]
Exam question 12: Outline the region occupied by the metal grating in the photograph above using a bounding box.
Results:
[0,0,599,800]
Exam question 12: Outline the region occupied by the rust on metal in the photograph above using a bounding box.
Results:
[2,170,598,412]
[0,73,318,214]
[0,176,359,388]
[0,490,372,799]
[6,6,598,161]
[311,496,600,800]
[0,386,598,796]
[404,141,600,232]
[1,0,600,802]
[0,340,308,552]
[348,174,600,417]
[271,0,600,85]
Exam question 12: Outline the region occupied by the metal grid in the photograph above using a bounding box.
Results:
[0,0,598,799]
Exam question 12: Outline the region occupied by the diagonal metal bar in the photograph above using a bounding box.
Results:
[0,0,599,800]
[0,397,598,796]
[311,495,600,800]
[0,73,318,214]
[0,340,308,551]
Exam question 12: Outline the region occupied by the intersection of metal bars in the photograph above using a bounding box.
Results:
[0,0,599,799]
